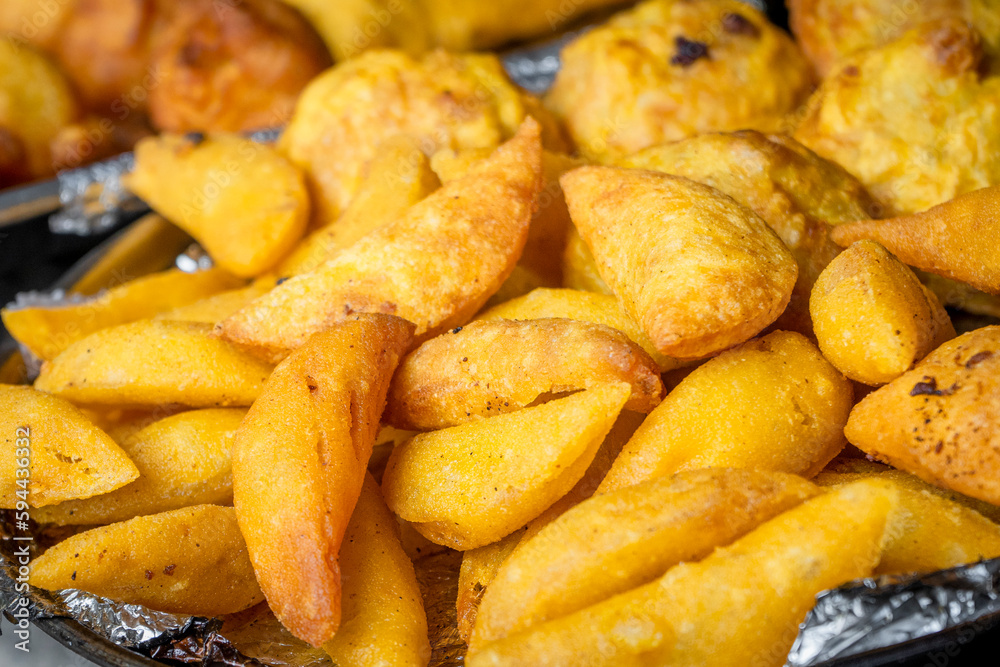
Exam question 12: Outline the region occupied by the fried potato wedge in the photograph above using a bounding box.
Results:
[479,288,682,372]
[384,318,663,430]
[32,408,245,526]
[471,468,819,648]
[30,505,263,616]
[278,136,441,276]
[157,278,279,325]
[622,130,876,335]
[816,471,1000,575]
[845,325,1000,505]
[467,479,896,667]
[279,49,561,223]
[125,133,310,277]
[561,166,797,359]
[830,186,1000,296]
[599,331,852,493]
[382,383,631,550]
[811,241,956,385]
[233,314,413,647]
[322,474,430,667]
[220,120,542,360]
[2,268,243,360]
[0,385,137,508]
[34,320,273,407]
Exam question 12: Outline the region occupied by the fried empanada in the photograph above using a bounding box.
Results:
[561,165,797,359]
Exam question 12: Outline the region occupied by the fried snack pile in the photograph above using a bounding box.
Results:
[6,1,1000,665]
[546,0,815,161]
[0,0,331,188]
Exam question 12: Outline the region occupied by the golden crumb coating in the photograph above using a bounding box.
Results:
[546,0,815,162]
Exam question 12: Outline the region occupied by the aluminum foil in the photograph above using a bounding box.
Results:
[0,509,469,667]
[788,558,1000,666]
[6,2,1000,663]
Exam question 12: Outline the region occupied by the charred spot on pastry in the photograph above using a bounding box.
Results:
[671,36,710,67]
[909,377,957,397]
[184,131,206,146]
[965,350,993,368]
[721,13,759,38]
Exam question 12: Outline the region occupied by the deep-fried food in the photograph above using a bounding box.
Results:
[623,130,876,334]
[830,186,1000,296]
[793,19,1000,215]
[844,325,1000,505]
[811,240,955,385]
[220,121,542,360]
[148,0,331,133]
[280,49,564,223]
[546,0,815,161]
[598,331,853,494]
[0,42,78,185]
[561,165,797,359]
[788,0,1000,77]
[384,318,664,430]
[232,314,413,646]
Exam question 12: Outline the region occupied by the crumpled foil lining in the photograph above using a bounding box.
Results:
[0,511,468,666]
[8,5,1000,663]
[787,558,1000,666]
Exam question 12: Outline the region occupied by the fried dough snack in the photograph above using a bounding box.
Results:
[599,331,852,493]
[793,19,1000,215]
[280,50,563,223]
[278,136,441,277]
[322,474,431,667]
[32,408,245,526]
[479,288,682,372]
[561,166,797,359]
[0,385,138,508]
[546,0,815,162]
[811,241,955,385]
[34,320,274,407]
[788,0,1000,77]
[845,325,1000,505]
[0,43,78,185]
[125,133,310,277]
[830,186,1000,295]
[382,384,631,550]
[232,314,413,647]
[1,268,242,361]
[384,318,663,430]
[816,470,1000,576]
[147,0,331,133]
[16,0,167,113]
[30,505,263,617]
[283,0,631,60]
[470,469,819,648]
[220,120,542,360]
[1,0,330,131]
[623,131,876,334]
[468,479,896,667]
